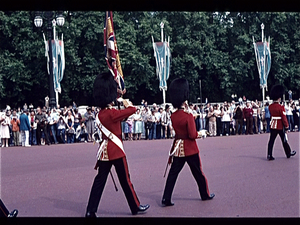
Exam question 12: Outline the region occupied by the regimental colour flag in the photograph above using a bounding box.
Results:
[253,40,271,89]
[152,39,171,91]
[104,11,125,94]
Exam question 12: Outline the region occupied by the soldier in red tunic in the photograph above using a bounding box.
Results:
[267,84,296,160]
[85,72,149,217]
[161,78,215,207]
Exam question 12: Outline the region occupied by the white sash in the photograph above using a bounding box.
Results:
[95,113,125,160]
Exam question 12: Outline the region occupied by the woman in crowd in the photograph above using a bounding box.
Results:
[1,110,10,147]
[84,107,95,142]
[75,121,88,142]
[125,114,134,141]
[161,104,173,139]
[73,108,82,142]
[133,108,143,140]
[207,105,217,137]
[57,111,67,144]
[66,110,75,143]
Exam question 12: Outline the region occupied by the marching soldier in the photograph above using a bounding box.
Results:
[85,72,149,217]
[161,78,215,207]
[267,84,296,160]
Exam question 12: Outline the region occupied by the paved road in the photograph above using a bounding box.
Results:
[0,132,299,218]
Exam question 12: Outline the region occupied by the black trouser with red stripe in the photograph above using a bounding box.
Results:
[162,153,211,201]
[267,129,292,158]
[0,199,10,217]
[86,157,140,214]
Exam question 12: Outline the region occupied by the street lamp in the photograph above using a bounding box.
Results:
[34,11,65,109]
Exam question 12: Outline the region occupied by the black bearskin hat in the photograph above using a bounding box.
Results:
[270,84,284,100]
[168,78,189,109]
[93,72,117,108]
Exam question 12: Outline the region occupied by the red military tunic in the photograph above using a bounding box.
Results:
[170,109,199,157]
[269,102,289,130]
[98,106,136,161]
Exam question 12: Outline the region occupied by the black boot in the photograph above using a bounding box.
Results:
[287,150,296,158]
[8,209,18,217]
[132,204,150,215]
[161,199,174,207]
[267,155,275,160]
[85,211,96,217]
[202,193,215,201]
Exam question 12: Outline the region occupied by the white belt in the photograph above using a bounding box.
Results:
[271,117,281,120]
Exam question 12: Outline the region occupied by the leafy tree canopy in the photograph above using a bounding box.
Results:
[0,11,299,109]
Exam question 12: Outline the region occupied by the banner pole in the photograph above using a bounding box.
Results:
[261,23,265,106]
[160,22,165,105]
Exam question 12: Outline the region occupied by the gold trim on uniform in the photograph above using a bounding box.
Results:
[100,141,109,161]
[174,140,185,157]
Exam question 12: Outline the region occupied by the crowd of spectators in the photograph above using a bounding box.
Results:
[0,103,99,147]
[1,96,299,147]
[198,96,300,137]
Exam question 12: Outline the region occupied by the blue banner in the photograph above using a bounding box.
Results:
[51,39,65,93]
[254,41,271,89]
[153,41,171,91]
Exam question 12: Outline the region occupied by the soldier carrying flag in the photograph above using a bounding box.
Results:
[85,12,150,217]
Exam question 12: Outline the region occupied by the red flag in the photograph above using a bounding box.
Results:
[104,11,125,95]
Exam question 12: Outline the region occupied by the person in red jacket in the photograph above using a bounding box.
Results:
[85,72,149,217]
[161,78,214,207]
[267,84,296,160]
[243,100,254,135]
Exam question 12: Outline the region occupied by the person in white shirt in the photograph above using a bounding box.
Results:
[285,102,294,131]
[220,106,231,136]
[49,108,59,144]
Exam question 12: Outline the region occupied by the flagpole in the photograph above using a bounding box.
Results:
[160,22,166,105]
[261,23,265,106]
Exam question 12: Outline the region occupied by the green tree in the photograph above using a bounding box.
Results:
[1,11,299,109]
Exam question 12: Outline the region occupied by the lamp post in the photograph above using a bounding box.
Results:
[231,94,237,101]
[34,11,65,109]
